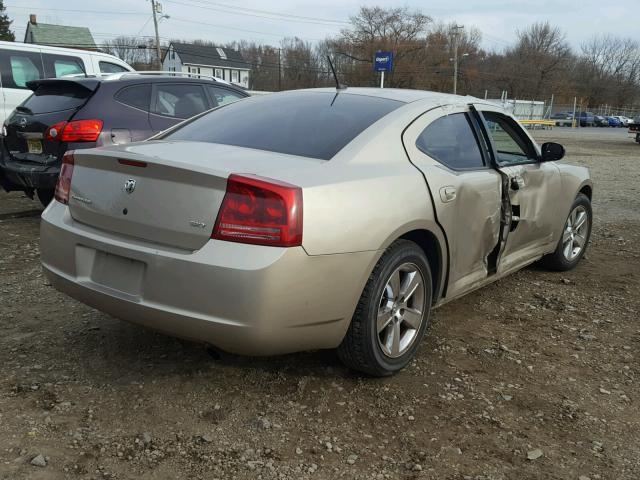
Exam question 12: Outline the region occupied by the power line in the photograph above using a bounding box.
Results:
[170,16,324,42]
[4,5,148,16]
[168,0,349,25]
[135,15,156,38]
[30,41,460,77]
[162,0,348,27]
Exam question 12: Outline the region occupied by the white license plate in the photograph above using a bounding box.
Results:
[27,139,42,154]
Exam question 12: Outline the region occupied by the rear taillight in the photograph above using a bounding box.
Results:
[61,119,103,142]
[45,121,67,141]
[212,174,303,247]
[45,119,103,143]
[54,150,75,204]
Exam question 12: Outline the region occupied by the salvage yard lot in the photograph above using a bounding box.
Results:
[0,127,638,480]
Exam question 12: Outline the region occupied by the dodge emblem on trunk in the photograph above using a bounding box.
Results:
[124,179,136,194]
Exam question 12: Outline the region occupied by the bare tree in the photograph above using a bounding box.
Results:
[135,9,640,109]
[335,6,432,87]
[421,22,484,93]
[505,22,572,98]
[281,37,320,90]
[102,36,154,70]
[578,35,640,106]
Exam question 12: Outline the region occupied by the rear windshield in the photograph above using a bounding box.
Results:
[21,84,91,114]
[162,91,404,160]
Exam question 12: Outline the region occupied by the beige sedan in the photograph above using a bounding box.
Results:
[40,88,592,376]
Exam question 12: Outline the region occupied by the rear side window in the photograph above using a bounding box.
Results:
[0,49,43,89]
[22,84,91,114]
[9,54,43,88]
[416,113,485,169]
[42,54,86,78]
[115,84,152,111]
[100,61,129,73]
[164,92,403,160]
[54,60,83,77]
[153,84,209,119]
[206,85,245,107]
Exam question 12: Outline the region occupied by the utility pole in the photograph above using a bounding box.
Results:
[150,0,162,70]
[278,48,282,91]
[452,25,464,95]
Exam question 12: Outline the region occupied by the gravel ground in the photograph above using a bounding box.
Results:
[0,128,639,480]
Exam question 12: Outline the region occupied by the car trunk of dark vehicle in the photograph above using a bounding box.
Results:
[2,80,99,190]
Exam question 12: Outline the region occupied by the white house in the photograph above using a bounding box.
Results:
[162,42,250,88]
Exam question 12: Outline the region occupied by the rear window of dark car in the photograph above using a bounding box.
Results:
[162,91,404,160]
[22,84,91,114]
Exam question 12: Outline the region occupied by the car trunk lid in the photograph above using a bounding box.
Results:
[68,141,321,250]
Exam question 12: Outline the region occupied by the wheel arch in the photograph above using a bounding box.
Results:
[397,228,447,305]
[579,183,593,200]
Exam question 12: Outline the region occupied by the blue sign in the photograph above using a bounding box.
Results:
[374,51,393,72]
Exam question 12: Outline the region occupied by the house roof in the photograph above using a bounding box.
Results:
[24,22,96,49]
[167,42,249,70]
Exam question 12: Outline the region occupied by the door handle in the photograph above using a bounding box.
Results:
[439,186,457,203]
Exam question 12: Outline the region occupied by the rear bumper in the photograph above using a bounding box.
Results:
[40,201,379,356]
[0,156,60,190]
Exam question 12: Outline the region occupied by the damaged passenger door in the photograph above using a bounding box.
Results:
[403,106,503,299]
[476,108,562,274]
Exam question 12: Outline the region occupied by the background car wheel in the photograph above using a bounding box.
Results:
[540,193,592,271]
[337,239,433,376]
[36,189,54,207]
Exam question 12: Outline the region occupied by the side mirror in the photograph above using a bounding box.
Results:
[541,142,565,162]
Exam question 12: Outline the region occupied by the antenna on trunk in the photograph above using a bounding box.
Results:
[327,55,347,91]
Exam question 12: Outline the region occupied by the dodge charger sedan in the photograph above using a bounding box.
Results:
[40,88,593,376]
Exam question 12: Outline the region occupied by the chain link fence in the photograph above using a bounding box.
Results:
[466,89,640,125]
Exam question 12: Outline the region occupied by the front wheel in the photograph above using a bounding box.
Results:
[540,193,592,271]
[337,240,433,376]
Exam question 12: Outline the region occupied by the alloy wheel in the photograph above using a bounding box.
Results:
[376,262,427,358]
[562,205,589,261]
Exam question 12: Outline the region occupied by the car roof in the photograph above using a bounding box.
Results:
[26,74,246,93]
[295,87,483,106]
[0,40,132,65]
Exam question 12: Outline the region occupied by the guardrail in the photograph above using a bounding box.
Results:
[519,119,557,127]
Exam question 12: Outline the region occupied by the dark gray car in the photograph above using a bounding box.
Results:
[0,74,249,205]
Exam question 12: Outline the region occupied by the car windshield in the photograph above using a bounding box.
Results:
[162,91,404,160]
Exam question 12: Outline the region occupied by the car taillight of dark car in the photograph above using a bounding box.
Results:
[45,119,103,142]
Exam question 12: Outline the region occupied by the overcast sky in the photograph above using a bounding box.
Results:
[5,1,633,51]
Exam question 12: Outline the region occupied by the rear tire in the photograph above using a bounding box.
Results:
[337,240,433,376]
[36,189,54,207]
[540,193,592,271]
